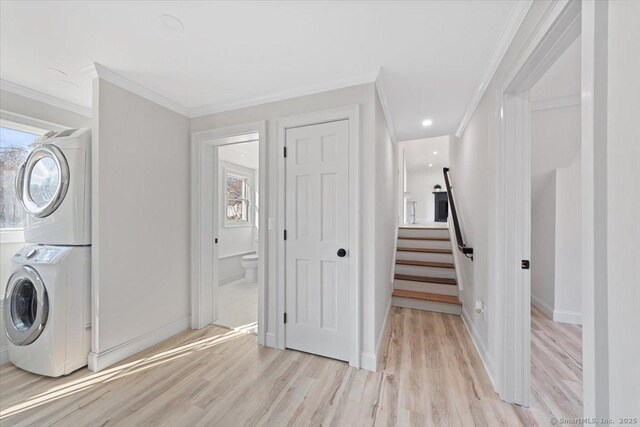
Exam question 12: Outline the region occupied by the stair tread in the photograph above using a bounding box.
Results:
[396,259,454,269]
[397,236,450,241]
[397,247,453,254]
[392,289,462,305]
[394,274,457,285]
[399,226,449,230]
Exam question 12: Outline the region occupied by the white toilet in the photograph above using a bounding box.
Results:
[241,254,258,282]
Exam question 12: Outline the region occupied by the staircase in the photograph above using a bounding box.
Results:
[391,226,462,315]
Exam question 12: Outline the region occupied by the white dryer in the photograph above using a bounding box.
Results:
[16,128,91,245]
[3,245,91,377]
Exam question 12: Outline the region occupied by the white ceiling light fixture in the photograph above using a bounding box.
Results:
[239,152,247,157]
[160,14,184,31]
[433,151,438,155]
[428,163,433,167]
[421,119,433,127]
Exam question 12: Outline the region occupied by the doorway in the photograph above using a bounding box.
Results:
[214,139,260,333]
[191,121,267,345]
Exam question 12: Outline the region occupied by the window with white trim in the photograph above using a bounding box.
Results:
[225,170,251,226]
[0,122,43,232]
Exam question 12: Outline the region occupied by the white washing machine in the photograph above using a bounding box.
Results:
[16,128,91,245]
[3,245,91,377]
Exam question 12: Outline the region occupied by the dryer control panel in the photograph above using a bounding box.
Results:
[13,245,69,264]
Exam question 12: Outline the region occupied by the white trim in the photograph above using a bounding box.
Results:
[553,309,582,325]
[530,94,581,111]
[0,79,92,118]
[191,121,268,348]
[375,69,398,145]
[276,105,361,368]
[265,332,276,348]
[219,272,246,286]
[490,0,583,407]
[190,71,378,118]
[361,298,392,372]
[0,112,62,133]
[455,1,533,137]
[84,63,189,117]
[87,316,190,372]
[462,307,495,387]
[531,294,554,319]
[0,230,24,244]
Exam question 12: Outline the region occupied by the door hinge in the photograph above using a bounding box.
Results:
[284,146,287,158]
[214,237,218,244]
[521,260,530,270]
[284,229,287,240]
[284,313,287,324]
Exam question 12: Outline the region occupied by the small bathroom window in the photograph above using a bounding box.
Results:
[224,170,251,226]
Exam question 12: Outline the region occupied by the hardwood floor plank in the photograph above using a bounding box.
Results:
[0,307,581,426]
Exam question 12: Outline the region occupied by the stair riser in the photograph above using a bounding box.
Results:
[397,239,451,250]
[395,264,456,279]
[392,296,461,315]
[398,228,450,239]
[394,279,458,296]
[396,251,453,264]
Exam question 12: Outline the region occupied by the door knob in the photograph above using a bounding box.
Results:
[337,248,347,257]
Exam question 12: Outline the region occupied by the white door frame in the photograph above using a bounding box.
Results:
[491,0,587,406]
[191,121,267,345]
[275,105,361,368]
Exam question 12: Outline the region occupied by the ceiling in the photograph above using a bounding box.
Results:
[402,135,449,172]
[1,1,519,140]
[219,140,259,170]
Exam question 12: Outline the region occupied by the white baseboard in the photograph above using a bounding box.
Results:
[88,316,190,372]
[219,272,245,286]
[461,307,495,387]
[0,347,8,366]
[265,332,276,348]
[361,298,392,372]
[531,294,554,319]
[553,309,582,325]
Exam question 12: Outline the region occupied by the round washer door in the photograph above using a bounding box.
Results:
[17,144,69,218]
[4,266,49,346]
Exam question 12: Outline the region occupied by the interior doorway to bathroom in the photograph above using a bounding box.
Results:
[212,136,260,334]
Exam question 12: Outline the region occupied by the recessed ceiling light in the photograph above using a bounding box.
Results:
[47,67,67,78]
[239,152,247,157]
[433,151,438,155]
[160,14,184,31]
[428,164,433,167]
[422,119,433,127]
[59,80,80,89]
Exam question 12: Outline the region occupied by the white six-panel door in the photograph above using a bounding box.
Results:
[285,120,349,361]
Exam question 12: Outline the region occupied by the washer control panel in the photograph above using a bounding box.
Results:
[13,245,67,264]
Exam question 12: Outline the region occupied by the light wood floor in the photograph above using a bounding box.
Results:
[0,307,581,426]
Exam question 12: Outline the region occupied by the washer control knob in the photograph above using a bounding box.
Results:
[26,249,38,259]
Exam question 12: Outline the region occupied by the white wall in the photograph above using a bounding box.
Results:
[91,79,190,365]
[606,0,640,416]
[554,155,582,323]
[530,103,582,323]
[406,168,445,223]
[191,83,381,360]
[371,88,397,363]
[530,171,556,317]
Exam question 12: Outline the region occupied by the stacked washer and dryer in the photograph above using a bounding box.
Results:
[4,128,92,377]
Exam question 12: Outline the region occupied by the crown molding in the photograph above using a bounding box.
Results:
[83,62,190,117]
[0,79,92,118]
[530,94,580,111]
[188,71,379,118]
[375,68,398,145]
[455,0,533,137]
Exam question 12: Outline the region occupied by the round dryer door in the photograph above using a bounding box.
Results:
[16,144,69,218]
[4,266,49,346]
